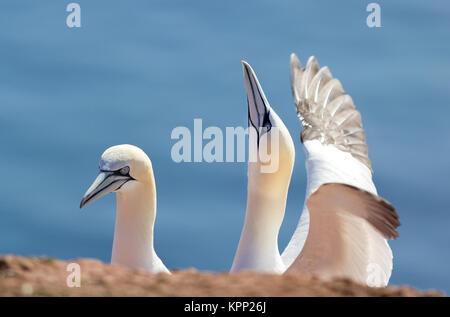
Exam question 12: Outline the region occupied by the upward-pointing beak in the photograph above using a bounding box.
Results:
[242,61,272,133]
[80,171,131,209]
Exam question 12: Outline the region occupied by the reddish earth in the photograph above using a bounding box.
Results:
[0,255,443,297]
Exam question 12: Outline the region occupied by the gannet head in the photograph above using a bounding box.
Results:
[242,61,295,188]
[80,144,154,208]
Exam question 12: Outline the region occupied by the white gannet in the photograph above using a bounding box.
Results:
[80,144,170,273]
[231,57,400,287]
[231,61,295,273]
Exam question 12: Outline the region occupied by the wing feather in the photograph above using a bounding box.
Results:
[286,183,400,286]
[290,53,372,172]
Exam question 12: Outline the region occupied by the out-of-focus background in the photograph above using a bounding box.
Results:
[0,1,448,292]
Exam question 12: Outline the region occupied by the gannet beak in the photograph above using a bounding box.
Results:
[80,171,132,209]
[242,61,272,133]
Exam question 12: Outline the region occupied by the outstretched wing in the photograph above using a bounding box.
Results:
[282,54,399,286]
[286,183,400,287]
[290,53,371,172]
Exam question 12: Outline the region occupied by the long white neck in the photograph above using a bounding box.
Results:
[111,181,169,273]
[231,162,290,273]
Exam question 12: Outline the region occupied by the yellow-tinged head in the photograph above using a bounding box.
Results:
[80,144,154,208]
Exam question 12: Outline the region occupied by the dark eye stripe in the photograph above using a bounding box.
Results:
[100,166,132,178]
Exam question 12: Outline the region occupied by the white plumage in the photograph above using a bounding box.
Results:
[232,56,400,287]
[80,144,170,274]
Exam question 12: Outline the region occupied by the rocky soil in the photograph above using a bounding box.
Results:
[0,255,443,297]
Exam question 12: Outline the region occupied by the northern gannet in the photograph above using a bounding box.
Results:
[231,61,295,273]
[80,144,170,273]
[232,56,400,287]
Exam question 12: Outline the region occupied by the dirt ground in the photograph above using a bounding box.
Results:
[0,255,443,297]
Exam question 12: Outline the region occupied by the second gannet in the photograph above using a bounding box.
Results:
[80,144,170,273]
[231,57,400,287]
[231,61,295,273]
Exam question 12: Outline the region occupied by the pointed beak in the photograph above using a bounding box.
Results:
[242,61,272,133]
[80,171,131,209]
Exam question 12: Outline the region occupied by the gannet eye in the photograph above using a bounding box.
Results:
[119,166,130,176]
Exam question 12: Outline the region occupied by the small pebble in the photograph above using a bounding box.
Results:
[21,283,34,296]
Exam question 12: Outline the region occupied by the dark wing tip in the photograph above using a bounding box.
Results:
[310,183,400,240]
